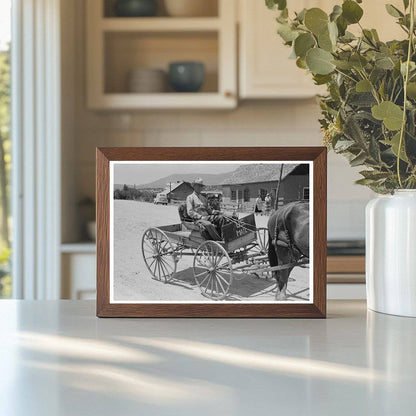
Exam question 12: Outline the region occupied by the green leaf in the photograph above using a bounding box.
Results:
[266,0,287,11]
[363,29,375,44]
[350,152,368,167]
[342,0,363,24]
[403,0,410,9]
[306,48,335,75]
[360,170,391,180]
[385,4,403,18]
[356,79,372,92]
[349,92,377,107]
[355,178,377,185]
[334,139,355,152]
[371,29,380,42]
[296,57,307,69]
[382,132,409,162]
[333,59,353,70]
[350,53,368,69]
[340,31,356,42]
[304,8,329,35]
[336,15,348,36]
[372,101,404,130]
[369,137,381,162]
[295,8,307,22]
[318,31,333,52]
[330,5,343,22]
[375,56,395,70]
[407,82,416,99]
[277,23,299,42]
[294,33,315,57]
[313,74,332,85]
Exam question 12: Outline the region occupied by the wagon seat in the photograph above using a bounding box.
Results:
[178,204,200,232]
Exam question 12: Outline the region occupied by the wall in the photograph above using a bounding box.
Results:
[61,0,374,243]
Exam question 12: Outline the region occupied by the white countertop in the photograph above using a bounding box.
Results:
[0,300,415,415]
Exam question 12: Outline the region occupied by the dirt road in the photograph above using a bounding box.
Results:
[113,200,310,302]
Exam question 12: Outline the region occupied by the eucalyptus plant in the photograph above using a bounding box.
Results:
[266,0,416,193]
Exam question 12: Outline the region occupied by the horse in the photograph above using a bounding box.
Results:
[267,201,309,300]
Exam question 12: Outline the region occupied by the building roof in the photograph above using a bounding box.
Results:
[161,181,192,195]
[220,164,302,185]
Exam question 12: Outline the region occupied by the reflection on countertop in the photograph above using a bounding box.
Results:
[0,300,415,415]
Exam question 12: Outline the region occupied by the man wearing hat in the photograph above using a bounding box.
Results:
[186,177,227,240]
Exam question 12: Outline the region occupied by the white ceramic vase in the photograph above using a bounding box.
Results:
[366,190,416,317]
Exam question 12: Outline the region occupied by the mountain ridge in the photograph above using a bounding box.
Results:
[116,172,233,189]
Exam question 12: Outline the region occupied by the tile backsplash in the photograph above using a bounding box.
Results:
[71,100,373,242]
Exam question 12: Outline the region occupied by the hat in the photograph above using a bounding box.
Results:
[192,177,204,186]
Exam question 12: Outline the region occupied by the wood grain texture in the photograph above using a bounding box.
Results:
[96,147,327,318]
[327,256,365,274]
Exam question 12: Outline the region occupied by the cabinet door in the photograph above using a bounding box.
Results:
[239,0,403,99]
[239,0,321,99]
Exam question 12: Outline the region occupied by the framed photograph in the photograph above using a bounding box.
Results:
[96,147,327,318]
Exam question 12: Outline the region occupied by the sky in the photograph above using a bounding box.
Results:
[0,0,11,50]
[114,162,239,185]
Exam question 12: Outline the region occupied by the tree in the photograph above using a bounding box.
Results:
[0,46,10,248]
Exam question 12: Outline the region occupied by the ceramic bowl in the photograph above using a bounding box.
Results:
[127,68,167,93]
[168,62,205,93]
[114,0,158,17]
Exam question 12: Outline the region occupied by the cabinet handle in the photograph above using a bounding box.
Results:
[225,91,234,98]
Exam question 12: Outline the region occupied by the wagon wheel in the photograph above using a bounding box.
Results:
[142,228,177,283]
[256,228,269,255]
[193,241,233,300]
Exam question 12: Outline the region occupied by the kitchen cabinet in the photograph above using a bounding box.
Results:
[86,0,237,109]
[238,0,404,99]
[239,0,323,99]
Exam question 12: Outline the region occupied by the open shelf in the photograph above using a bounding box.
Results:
[101,17,221,32]
[103,0,219,18]
[104,31,219,94]
[86,0,236,109]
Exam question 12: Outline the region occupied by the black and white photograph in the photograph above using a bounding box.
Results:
[110,161,313,303]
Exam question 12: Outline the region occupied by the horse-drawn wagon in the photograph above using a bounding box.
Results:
[141,206,306,300]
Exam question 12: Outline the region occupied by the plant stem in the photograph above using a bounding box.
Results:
[397,0,415,188]
[334,68,357,83]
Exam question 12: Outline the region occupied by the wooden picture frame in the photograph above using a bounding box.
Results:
[97,147,327,318]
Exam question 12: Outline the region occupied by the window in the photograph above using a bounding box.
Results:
[231,189,236,201]
[0,0,11,298]
[243,188,250,202]
[303,187,310,200]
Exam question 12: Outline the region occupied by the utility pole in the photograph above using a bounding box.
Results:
[274,164,284,210]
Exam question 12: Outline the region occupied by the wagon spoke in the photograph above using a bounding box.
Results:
[147,258,156,269]
[143,240,156,253]
[213,276,220,297]
[159,259,169,279]
[204,274,213,294]
[212,246,221,267]
[215,273,226,295]
[210,273,215,297]
[198,272,211,287]
[160,256,174,273]
[195,270,209,278]
[155,259,162,280]
[217,272,231,286]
